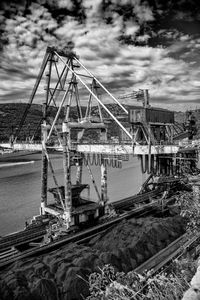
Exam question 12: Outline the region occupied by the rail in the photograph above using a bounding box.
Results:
[134,234,188,274]
[0,200,160,270]
[130,231,200,300]
[0,227,46,252]
[112,189,160,210]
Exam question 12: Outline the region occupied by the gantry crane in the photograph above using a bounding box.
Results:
[7,46,199,230]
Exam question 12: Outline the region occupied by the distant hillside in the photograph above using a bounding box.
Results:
[0,103,126,142]
[0,103,199,142]
[0,103,43,141]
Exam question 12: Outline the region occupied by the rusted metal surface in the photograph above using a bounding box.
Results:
[75,144,180,155]
[62,127,72,226]
[129,107,174,124]
[134,145,179,155]
[101,155,108,204]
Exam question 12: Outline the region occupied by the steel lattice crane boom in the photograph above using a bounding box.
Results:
[118,89,150,107]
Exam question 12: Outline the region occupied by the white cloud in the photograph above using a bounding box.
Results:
[57,0,74,10]
[132,0,154,23]
[83,0,103,19]
[124,21,139,36]
[0,0,199,111]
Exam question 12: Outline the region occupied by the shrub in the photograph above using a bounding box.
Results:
[86,259,196,300]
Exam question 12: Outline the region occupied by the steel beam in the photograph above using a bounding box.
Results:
[101,156,108,205]
[0,143,180,155]
[62,122,72,228]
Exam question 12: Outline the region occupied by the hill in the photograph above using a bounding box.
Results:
[0,103,199,142]
[0,103,126,142]
[0,103,43,141]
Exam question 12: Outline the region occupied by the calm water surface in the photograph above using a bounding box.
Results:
[0,154,145,236]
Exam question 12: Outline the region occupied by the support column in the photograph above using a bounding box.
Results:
[143,89,150,107]
[62,122,72,227]
[76,156,83,185]
[100,128,107,142]
[41,105,48,215]
[41,54,52,215]
[101,155,108,206]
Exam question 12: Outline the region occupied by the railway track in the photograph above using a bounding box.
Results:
[1,192,198,297]
[135,232,200,275]
[112,189,160,210]
[0,189,160,253]
[0,224,47,252]
[0,200,159,270]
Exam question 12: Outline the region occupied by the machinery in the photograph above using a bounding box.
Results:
[7,46,199,232]
[23,45,134,230]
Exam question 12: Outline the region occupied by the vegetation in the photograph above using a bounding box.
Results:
[0,103,199,142]
[86,260,195,300]
[86,190,200,300]
[0,103,43,141]
[176,190,200,234]
[0,103,124,142]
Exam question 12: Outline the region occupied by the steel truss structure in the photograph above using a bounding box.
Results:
[8,46,198,230]
[33,46,134,228]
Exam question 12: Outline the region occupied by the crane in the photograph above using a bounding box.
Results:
[118,89,150,107]
[2,46,198,232]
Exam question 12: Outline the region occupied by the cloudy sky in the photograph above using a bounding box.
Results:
[0,0,200,111]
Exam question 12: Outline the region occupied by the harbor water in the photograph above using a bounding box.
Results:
[0,153,144,236]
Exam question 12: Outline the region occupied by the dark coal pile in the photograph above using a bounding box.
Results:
[0,215,185,300]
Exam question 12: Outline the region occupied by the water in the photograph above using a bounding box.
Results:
[0,154,145,236]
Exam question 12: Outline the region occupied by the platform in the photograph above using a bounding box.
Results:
[0,142,180,155]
